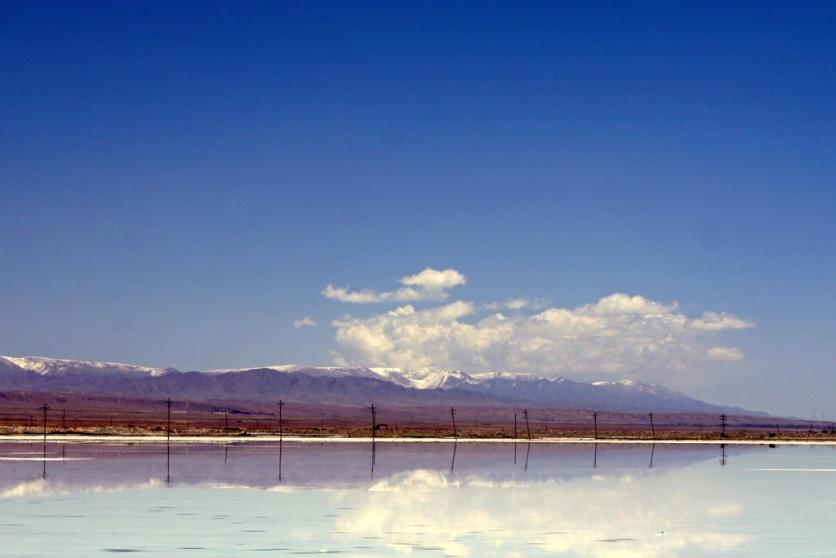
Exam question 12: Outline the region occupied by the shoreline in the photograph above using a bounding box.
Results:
[1,434,835,446]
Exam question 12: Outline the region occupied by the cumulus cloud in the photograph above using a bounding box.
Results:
[293,317,317,329]
[690,312,753,331]
[486,298,532,311]
[706,346,745,362]
[331,292,753,375]
[323,267,466,304]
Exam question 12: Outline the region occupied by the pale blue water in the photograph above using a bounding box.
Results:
[1,441,834,557]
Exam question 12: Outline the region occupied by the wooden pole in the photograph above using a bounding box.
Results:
[369,404,377,476]
[648,412,655,440]
[450,407,457,439]
[278,400,284,441]
[370,404,376,442]
[513,413,517,439]
[166,398,172,442]
[720,414,727,438]
[523,409,531,440]
[39,404,50,461]
[224,411,229,436]
[593,411,598,440]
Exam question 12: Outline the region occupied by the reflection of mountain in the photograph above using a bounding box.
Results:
[3,443,825,558]
[0,441,758,494]
[0,355,754,413]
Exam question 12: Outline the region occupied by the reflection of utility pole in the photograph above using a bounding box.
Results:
[166,398,172,485]
[450,407,457,439]
[593,442,598,469]
[648,412,656,440]
[649,443,655,469]
[720,444,727,466]
[450,441,457,474]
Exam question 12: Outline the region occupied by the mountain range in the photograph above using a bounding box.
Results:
[0,355,756,415]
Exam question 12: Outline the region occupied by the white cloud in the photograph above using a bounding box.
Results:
[331,292,753,376]
[690,312,753,331]
[486,298,531,311]
[293,317,317,329]
[323,267,466,304]
[706,346,745,362]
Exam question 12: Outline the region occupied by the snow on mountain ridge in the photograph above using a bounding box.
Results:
[1,355,166,377]
[0,354,749,413]
[2,355,646,391]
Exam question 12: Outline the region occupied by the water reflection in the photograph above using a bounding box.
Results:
[1,442,834,557]
[450,441,457,474]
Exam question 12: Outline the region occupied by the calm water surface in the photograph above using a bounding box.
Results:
[1,441,834,557]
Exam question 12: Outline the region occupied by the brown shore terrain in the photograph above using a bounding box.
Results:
[1,390,834,442]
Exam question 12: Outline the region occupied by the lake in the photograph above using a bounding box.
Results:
[1,440,834,556]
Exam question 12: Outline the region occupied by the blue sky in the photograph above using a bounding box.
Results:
[1,2,834,416]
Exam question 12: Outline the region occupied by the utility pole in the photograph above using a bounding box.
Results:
[523,409,531,440]
[513,413,517,439]
[450,407,457,439]
[166,398,172,442]
[720,414,728,438]
[39,403,50,461]
[648,412,656,440]
[224,411,229,436]
[278,400,285,441]
[593,411,598,440]
[369,404,378,476]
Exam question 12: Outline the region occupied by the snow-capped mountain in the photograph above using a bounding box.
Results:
[0,355,168,377]
[0,355,753,414]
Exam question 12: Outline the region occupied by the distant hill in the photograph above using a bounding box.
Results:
[0,355,758,415]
